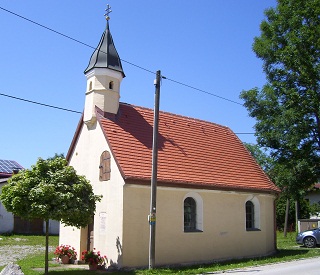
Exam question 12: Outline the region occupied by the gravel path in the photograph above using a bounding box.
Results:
[0,245,54,267]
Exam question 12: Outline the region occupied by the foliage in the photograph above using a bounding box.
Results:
[81,249,107,266]
[309,202,320,217]
[275,195,311,230]
[0,156,101,227]
[244,142,274,174]
[240,0,320,198]
[244,142,314,228]
[0,156,102,275]
[54,244,77,259]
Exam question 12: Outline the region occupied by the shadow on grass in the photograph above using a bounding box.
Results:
[46,271,136,275]
[271,248,310,258]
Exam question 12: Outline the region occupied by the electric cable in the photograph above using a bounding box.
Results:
[0,92,82,114]
[0,92,254,134]
[0,6,253,134]
[0,6,243,106]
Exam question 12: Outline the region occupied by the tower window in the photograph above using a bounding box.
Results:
[109,81,114,90]
[89,81,93,91]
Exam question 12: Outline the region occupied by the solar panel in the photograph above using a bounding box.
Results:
[0,159,24,174]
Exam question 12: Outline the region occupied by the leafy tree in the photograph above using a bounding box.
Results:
[276,195,310,231]
[244,142,311,230]
[240,0,320,198]
[244,142,273,173]
[0,156,101,275]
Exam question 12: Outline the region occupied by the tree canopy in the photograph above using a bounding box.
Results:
[244,143,273,173]
[240,0,320,196]
[0,156,101,227]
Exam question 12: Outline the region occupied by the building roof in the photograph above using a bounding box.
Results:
[0,159,24,179]
[69,104,279,194]
[84,21,125,77]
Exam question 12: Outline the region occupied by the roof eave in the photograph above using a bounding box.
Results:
[124,177,281,195]
[66,113,84,163]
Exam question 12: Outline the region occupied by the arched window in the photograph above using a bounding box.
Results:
[246,201,255,230]
[99,151,111,181]
[109,81,114,90]
[184,197,196,232]
[89,81,93,91]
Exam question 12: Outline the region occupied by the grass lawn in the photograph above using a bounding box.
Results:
[0,232,320,274]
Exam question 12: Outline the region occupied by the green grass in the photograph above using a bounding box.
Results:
[1,232,320,274]
[0,234,58,247]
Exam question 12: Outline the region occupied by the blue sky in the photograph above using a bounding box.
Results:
[0,0,277,169]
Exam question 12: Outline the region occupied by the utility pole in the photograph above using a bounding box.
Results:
[149,70,161,269]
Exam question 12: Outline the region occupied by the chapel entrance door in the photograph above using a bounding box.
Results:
[87,221,94,251]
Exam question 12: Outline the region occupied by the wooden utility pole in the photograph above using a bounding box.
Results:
[284,198,289,237]
[149,70,161,269]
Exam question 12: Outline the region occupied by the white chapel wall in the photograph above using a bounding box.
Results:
[60,120,125,263]
[121,185,277,267]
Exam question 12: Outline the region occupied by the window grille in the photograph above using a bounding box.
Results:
[246,201,255,229]
[184,197,197,231]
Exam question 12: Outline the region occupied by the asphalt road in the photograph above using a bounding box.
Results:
[210,257,320,275]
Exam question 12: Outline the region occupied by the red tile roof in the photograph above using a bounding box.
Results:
[95,103,280,193]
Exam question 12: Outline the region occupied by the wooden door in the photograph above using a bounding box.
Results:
[87,222,94,251]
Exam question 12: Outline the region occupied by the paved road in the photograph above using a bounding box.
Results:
[209,257,320,275]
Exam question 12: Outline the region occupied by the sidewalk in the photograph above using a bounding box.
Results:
[32,260,90,272]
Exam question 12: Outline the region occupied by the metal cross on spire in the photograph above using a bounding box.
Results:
[104,4,112,20]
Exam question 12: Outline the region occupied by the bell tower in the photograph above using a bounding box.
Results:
[83,5,125,126]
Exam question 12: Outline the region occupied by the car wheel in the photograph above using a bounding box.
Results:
[303,236,316,248]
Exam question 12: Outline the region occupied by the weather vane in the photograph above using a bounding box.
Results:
[104,4,112,20]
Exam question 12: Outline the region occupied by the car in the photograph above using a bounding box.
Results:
[296,227,320,248]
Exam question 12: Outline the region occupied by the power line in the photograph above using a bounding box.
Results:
[0,6,243,106]
[164,77,243,106]
[0,92,254,134]
[0,93,82,114]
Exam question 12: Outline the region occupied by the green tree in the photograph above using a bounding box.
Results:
[244,142,273,173]
[0,156,101,275]
[244,143,311,230]
[276,195,310,231]
[240,0,320,198]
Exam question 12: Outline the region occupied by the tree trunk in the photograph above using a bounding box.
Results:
[45,220,49,275]
[284,198,290,237]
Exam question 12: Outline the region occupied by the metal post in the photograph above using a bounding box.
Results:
[149,70,161,269]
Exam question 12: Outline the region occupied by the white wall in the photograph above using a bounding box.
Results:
[121,185,277,268]
[60,120,125,264]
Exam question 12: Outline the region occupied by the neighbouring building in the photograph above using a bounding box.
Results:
[59,11,280,268]
[305,183,320,219]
